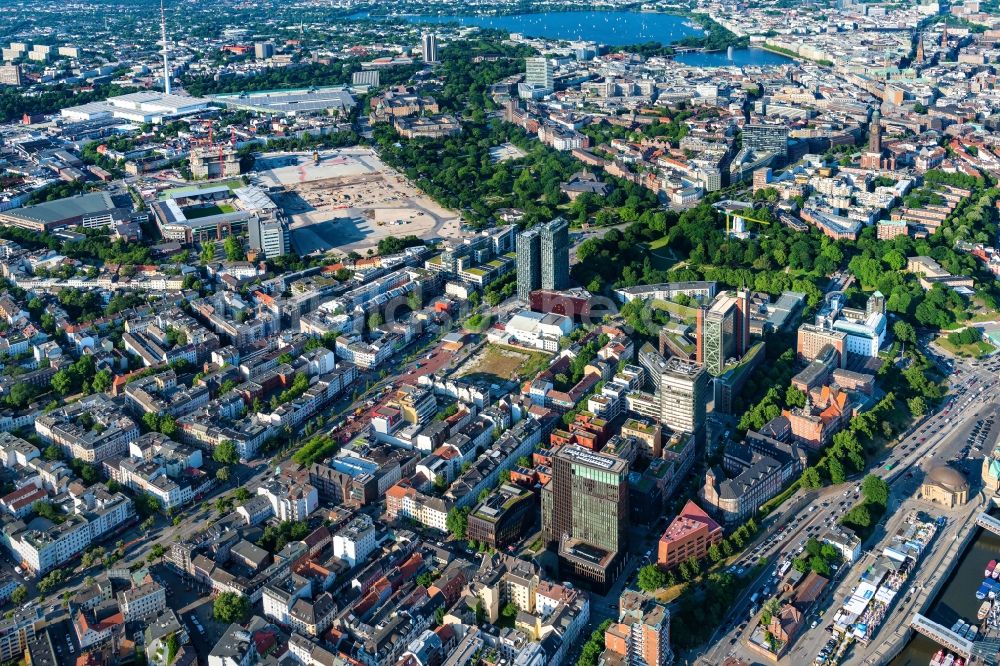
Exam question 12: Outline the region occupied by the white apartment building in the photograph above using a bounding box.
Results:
[109,458,193,511]
[332,514,377,567]
[117,582,166,622]
[6,489,133,573]
[262,573,312,626]
[257,482,318,522]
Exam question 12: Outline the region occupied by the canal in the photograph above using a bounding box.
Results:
[891,523,1000,665]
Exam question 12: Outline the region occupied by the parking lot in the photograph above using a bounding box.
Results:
[153,564,229,657]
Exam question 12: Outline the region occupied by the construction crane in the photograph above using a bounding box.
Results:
[724,210,772,236]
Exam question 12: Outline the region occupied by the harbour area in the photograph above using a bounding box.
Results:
[887,509,1000,666]
[768,403,1000,665]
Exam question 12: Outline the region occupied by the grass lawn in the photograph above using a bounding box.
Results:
[647,238,682,271]
[463,313,491,333]
[649,235,672,250]
[184,203,236,219]
[935,334,996,358]
[650,298,699,322]
[966,310,1000,324]
[654,583,687,604]
[758,480,801,517]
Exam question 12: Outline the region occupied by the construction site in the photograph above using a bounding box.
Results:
[250,147,465,256]
[189,120,243,180]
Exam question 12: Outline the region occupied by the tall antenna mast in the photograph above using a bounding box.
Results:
[161,0,171,95]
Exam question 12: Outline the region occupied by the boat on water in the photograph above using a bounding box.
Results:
[944,653,956,666]
[977,577,1000,599]
[993,563,999,580]
[930,650,947,666]
[955,658,966,666]
[968,625,978,641]
[952,619,964,632]
[979,601,991,620]
[987,559,997,577]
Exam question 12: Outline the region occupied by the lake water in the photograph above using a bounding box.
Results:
[674,47,793,68]
[890,524,1000,666]
[399,11,703,46]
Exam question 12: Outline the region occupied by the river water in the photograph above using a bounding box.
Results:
[890,525,1000,665]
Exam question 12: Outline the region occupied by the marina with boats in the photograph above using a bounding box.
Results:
[891,515,1000,666]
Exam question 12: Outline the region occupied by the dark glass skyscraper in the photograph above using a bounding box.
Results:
[516,217,569,300]
[542,445,629,552]
[516,227,541,300]
[541,216,569,291]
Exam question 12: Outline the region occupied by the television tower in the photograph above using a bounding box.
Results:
[160,0,171,95]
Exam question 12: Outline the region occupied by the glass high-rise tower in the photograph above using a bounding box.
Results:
[542,445,629,553]
[516,217,569,300]
[516,227,541,300]
[541,217,569,291]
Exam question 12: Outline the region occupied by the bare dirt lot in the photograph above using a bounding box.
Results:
[251,147,466,256]
[455,344,551,384]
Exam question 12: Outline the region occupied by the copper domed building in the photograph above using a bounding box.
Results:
[920,465,969,508]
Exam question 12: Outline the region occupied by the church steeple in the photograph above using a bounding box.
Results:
[916,35,925,64]
[869,108,882,154]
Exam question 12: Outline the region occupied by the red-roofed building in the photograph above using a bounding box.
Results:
[657,500,723,570]
[394,553,423,583]
[1,484,47,518]
[253,628,278,657]
[74,606,125,649]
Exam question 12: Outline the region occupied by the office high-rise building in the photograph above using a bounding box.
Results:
[696,291,751,375]
[516,227,541,301]
[736,289,751,356]
[543,445,630,591]
[421,33,438,63]
[525,57,554,92]
[543,445,629,552]
[517,218,570,300]
[254,42,275,60]
[658,357,708,439]
[743,123,788,158]
[700,301,736,376]
[540,217,569,291]
[248,217,290,259]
